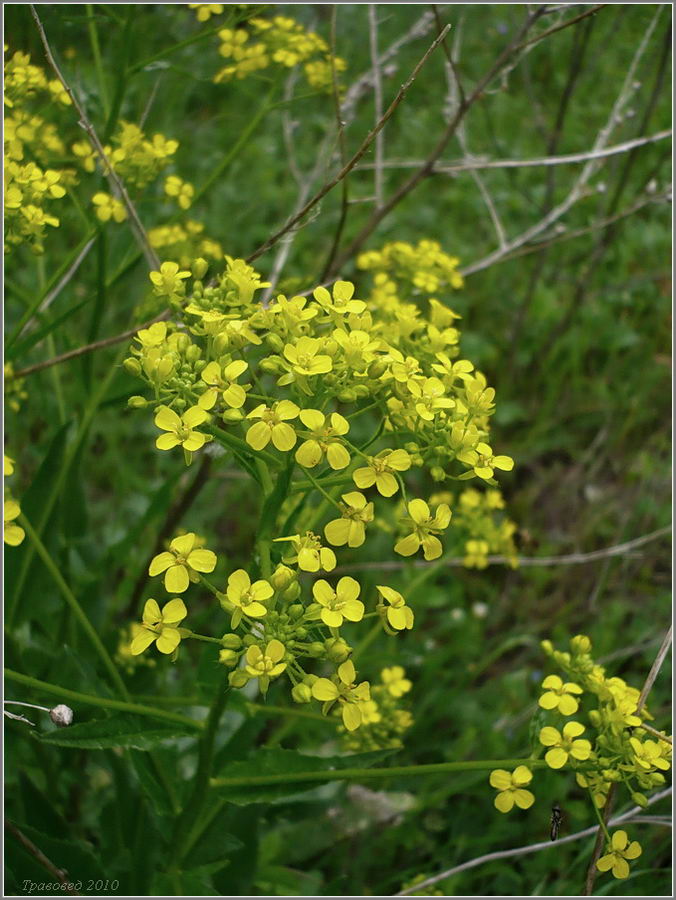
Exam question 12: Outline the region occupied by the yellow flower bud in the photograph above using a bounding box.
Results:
[291,683,313,703]
[127,395,148,408]
[218,649,238,666]
[265,333,284,353]
[222,409,244,423]
[221,633,242,649]
[325,637,350,663]
[192,257,208,279]
[570,634,592,654]
[123,357,142,376]
[228,669,249,688]
[270,563,295,591]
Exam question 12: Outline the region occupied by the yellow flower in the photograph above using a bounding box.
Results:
[149,261,191,298]
[394,499,451,561]
[274,531,336,573]
[539,721,592,769]
[629,737,671,772]
[246,400,300,451]
[353,448,411,497]
[463,539,489,569]
[312,659,370,731]
[596,831,642,879]
[538,674,583,716]
[312,280,366,315]
[376,585,414,631]
[149,532,217,593]
[381,666,411,698]
[283,336,332,376]
[4,498,25,546]
[295,409,350,469]
[4,454,15,476]
[198,359,248,409]
[189,4,224,23]
[226,568,272,628]
[458,441,514,480]
[92,192,126,223]
[407,376,454,421]
[131,597,187,655]
[135,321,168,349]
[489,766,535,813]
[164,175,194,210]
[324,491,374,548]
[154,405,209,452]
[244,639,286,693]
[312,576,364,627]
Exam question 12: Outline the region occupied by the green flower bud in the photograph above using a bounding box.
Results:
[127,395,148,408]
[353,385,370,399]
[325,637,351,663]
[337,389,357,403]
[213,334,229,355]
[193,359,207,374]
[282,581,301,602]
[186,345,202,363]
[192,257,208,280]
[631,792,648,808]
[323,339,338,357]
[259,356,284,375]
[287,603,303,619]
[221,633,242,649]
[306,641,324,658]
[174,333,190,352]
[405,442,420,453]
[174,397,187,410]
[367,359,388,379]
[242,634,256,647]
[228,669,249,688]
[265,333,284,353]
[570,634,592,655]
[430,466,446,481]
[123,357,142,377]
[218,649,239,666]
[271,564,295,591]
[540,640,554,655]
[222,409,244,423]
[291,683,313,703]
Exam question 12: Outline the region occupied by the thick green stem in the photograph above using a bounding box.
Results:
[4,669,203,731]
[211,757,549,789]
[170,675,230,864]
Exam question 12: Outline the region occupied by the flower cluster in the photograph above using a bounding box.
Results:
[358,239,464,296]
[340,666,414,752]
[4,453,25,547]
[451,488,519,568]
[213,15,345,90]
[148,221,223,272]
[4,49,71,252]
[125,244,515,731]
[489,634,670,881]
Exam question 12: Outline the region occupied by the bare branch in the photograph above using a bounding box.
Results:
[368,5,385,206]
[396,787,671,896]
[5,820,81,895]
[30,5,160,271]
[245,24,451,265]
[637,626,673,713]
[333,525,671,575]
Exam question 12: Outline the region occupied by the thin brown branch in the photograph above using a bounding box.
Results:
[514,4,608,53]
[328,7,549,276]
[368,4,385,206]
[637,626,673,713]
[640,723,672,745]
[5,820,81,895]
[11,310,170,379]
[396,786,671,896]
[245,24,451,266]
[30,5,160,271]
[333,525,671,574]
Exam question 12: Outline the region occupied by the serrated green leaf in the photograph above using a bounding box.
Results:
[37,714,194,750]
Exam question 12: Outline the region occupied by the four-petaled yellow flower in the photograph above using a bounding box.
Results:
[274,531,336,573]
[4,499,25,546]
[246,400,300,451]
[226,568,272,628]
[394,498,451,561]
[189,4,224,22]
[312,576,364,628]
[199,359,248,409]
[283,336,333,377]
[489,766,535,813]
[628,737,671,772]
[245,639,286,693]
[313,280,366,316]
[131,597,187,655]
[457,441,514,480]
[154,405,209,452]
[92,192,126,223]
[353,448,411,497]
[149,261,190,298]
[376,585,414,631]
[324,491,374,548]
[408,376,454,421]
[164,175,194,210]
[149,532,217,593]
[381,665,412,698]
[596,830,642,879]
[538,674,583,716]
[312,659,370,731]
[539,721,592,769]
[295,409,350,469]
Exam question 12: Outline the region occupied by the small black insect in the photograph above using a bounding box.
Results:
[550,802,563,841]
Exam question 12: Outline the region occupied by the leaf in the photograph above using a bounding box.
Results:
[213,748,396,805]
[188,817,243,868]
[37,714,195,750]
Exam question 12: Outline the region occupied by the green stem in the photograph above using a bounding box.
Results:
[298,465,343,510]
[4,669,204,731]
[211,758,549,789]
[352,621,382,663]
[589,788,611,842]
[187,632,223,645]
[86,4,109,117]
[170,675,230,863]
[17,513,128,698]
[208,423,280,469]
